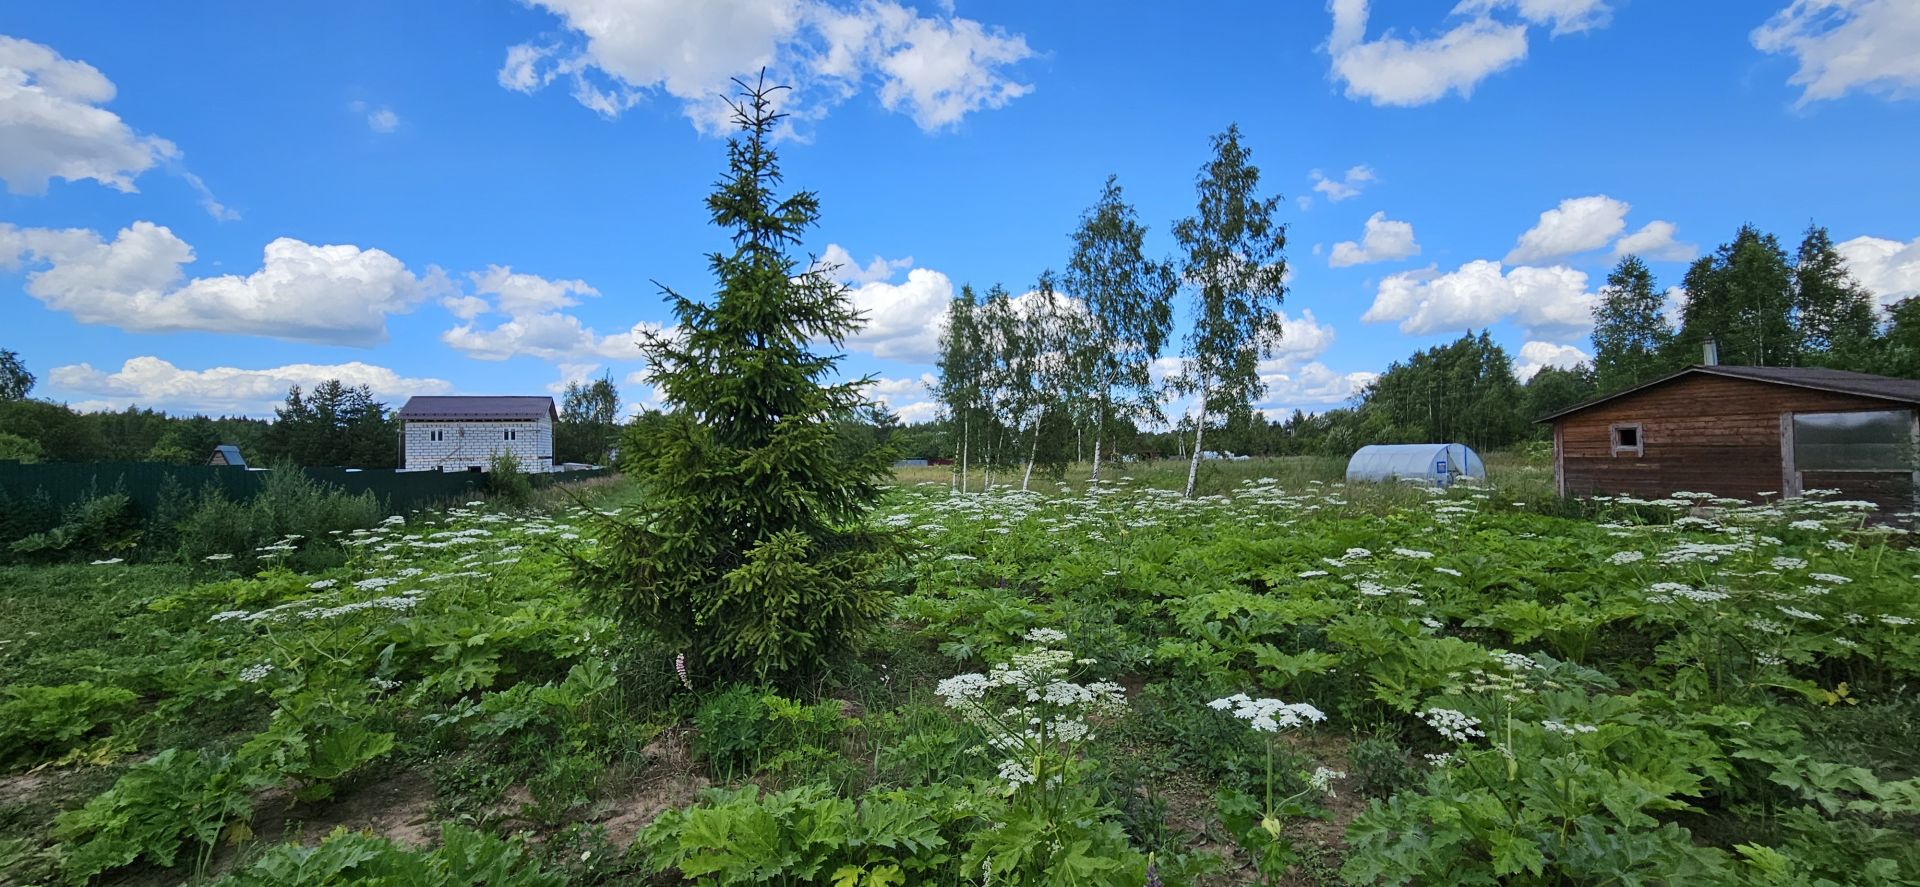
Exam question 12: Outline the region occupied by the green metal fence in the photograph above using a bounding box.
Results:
[0,462,612,517]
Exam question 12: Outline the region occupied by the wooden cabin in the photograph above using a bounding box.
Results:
[1538,366,1920,515]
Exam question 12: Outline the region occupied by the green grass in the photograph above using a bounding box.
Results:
[892,450,1555,501]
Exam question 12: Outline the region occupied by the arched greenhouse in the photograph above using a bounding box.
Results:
[1345,443,1486,486]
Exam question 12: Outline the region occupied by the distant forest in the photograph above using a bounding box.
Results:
[0,360,625,469]
[5,223,1917,472]
[904,222,1920,469]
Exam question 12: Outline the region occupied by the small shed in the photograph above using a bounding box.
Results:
[208,445,246,467]
[1346,443,1485,486]
[1537,365,1920,515]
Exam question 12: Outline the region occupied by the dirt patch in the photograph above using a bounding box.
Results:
[591,728,709,850]
[0,768,56,807]
[248,770,440,848]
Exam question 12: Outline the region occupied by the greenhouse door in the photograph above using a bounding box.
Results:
[1780,409,1920,515]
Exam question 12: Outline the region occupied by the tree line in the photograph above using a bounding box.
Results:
[934,126,1291,497]
[921,220,1920,466]
[0,352,625,468]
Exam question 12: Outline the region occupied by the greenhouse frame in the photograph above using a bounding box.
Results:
[1345,443,1486,486]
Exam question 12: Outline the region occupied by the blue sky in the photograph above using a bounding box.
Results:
[4,0,1918,423]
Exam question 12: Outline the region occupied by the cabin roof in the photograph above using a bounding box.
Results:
[1536,366,1920,424]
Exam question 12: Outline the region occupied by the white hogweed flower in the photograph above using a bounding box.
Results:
[1421,707,1484,743]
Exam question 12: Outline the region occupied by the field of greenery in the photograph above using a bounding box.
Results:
[3,460,1917,886]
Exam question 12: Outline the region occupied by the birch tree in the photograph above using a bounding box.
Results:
[1062,175,1177,481]
[1171,125,1288,498]
[936,286,983,491]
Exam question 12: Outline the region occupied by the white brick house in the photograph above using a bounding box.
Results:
[395,396,557,473]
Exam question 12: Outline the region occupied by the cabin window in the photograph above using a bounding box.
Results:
[1791,411,1916,472]
[1610,423,1643,456]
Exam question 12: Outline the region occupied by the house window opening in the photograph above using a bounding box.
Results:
[504,429,517,441]
[1611,423,1643,456]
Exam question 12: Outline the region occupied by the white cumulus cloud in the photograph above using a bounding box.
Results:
[1330,211,1420,267]
[1752,0,1920,105]
[349,100,401,133]
[499,0,1034,133]
[1309,165,1376,202]
[863,372,939,421]
[0,34,176,194]
[1363,259,1597,339]
[1255,362,1379,412]
[439,264,662,361]
[1836,233,1920,310]
[1514,340,1591,381]
[1325,0,1609,107]
[0,35,232,220]
[1,221,435,346]
[1610,219,1697,262]
[46,356,452,416]
[815,242,913,285]
[1505,195,1629,264]
[843,266,955,363]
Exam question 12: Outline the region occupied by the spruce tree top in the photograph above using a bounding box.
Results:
[644,76,870,452]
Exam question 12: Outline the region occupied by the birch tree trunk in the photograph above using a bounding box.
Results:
[1089,399,1106,482]
[959,414,969,493]
[1184,380,1209,498]
[984,426,994,492]
[1021,408,1043,491]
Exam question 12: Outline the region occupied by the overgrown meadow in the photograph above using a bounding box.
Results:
[3,468,1919,885]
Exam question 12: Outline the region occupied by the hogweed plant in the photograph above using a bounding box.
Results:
[1206,693,1337,885]
[936,628,1142,883]
[936,628,1126,808]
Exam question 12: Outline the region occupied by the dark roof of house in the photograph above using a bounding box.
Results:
[396,396,558,422]
[1537,365,1920,423]
[212,445,246,466]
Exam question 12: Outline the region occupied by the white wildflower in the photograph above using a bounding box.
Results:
[238,662,275,683]
[1421,708,1484,743]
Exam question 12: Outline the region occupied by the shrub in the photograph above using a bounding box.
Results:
[1347,735,1419,799]
[487,450,533,506]
[54,748,263,881]
[176,468,381,571]
[7,491,139,563]
[0,431,42,463]
[0,486,59,552]
[0,683,139,770]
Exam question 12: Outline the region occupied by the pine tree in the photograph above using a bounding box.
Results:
[1061,175,1177,481]
[574,76,896,687]
[1171,125,1288,498]
[1590,255,1674,392]
[1792,223,1877,364]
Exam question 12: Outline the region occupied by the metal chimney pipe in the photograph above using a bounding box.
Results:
[1703,335,1719,367]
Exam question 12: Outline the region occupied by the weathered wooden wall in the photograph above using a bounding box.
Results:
[1553,375,1915,509]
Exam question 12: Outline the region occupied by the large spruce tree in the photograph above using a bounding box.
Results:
[576,77,895,687]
